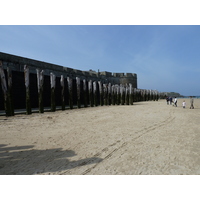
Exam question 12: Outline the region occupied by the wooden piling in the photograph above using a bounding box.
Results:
[88,80,94,107]
[156,90,159,101]
[134,88,139,102]
[120,84,125,105]
[103,84,108,105]
[24,65,31,115]
[67,77,73,109]
[116,85,120,105]
[0,61,11,116]
[76,77,81,108]
[36,69,44,113]
[83,79,88,107]
[60,75,65,110]
[93,81,98,106]
[125,84,129,105]
[7,66,14,115]
[98,81,103,106]
[50,72,56,112]
[111,85,115,105]
[108,83,111,105]
[129,83,133,105]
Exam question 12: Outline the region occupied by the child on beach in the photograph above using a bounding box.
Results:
[182,100,186,108]
[174,97,177,107]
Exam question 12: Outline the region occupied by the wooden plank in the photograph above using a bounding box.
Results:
[24,65,31,115]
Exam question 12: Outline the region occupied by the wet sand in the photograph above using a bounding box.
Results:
[0,98,200,175]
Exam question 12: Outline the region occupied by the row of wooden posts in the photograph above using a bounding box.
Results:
[0,62,159,117]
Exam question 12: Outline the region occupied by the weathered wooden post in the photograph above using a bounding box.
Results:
[129,83,133,105]
[108,83,111,105]
[76,77,81,108]
[67,77,73,109]
[135,88,139,102]
[7,66,14,115]
[120,84,125,105]
[93,81,98,106]
[111,85,115,105]
[36,69,44,113]
[24,65,31,115]
[149,90,152,101]
[116,85,120,105]
[138,89,144,101]
[98,81,103,106]
[88,80,93,107]
[125,83,129,105]
[103,84,108,105]
[133,88,137,102]
[60,75,65,110]
[137,89,140,102]
[145,90,147,101]
[83,79,88,107]
[50,72,56,112]
[0,61,11,116]
[155,90,159,101]
[148,90,150,101]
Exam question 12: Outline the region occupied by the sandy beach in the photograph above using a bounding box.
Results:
[0,98,200,175]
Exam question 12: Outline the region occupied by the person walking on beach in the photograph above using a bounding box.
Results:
[169,97,172,105]
[190,96,194,109]
[166,96,169,105]
[174,97,177,107]
[182,100,186,108]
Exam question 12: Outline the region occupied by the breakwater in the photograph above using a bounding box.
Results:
[0,52,159,116]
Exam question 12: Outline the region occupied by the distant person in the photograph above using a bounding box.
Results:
[182,100,186,108]
[169,97,172,105]
[174,97,177,107]
[166,97,169,105]
[190,96,194,109]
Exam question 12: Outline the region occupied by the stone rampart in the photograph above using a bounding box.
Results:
[0,52,140,112]
[0,52,137,87]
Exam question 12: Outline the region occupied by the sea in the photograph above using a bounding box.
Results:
[179,96,200,99]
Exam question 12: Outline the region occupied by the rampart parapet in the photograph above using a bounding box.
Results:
[0,52,137,88]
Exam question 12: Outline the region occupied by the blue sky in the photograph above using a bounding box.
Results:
[0,25,200,96]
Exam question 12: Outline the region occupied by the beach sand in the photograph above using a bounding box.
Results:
[0,98,200,175]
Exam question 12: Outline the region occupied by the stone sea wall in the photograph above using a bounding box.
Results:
[0,52,159,116]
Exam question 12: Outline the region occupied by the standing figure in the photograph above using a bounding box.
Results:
[182,100,186,108]
[166,96,169,105]
[169,97,172,105]
[174,97,177,107]
[190,96,194,109]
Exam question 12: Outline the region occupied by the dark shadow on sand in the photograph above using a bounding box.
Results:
[0,144,103,175]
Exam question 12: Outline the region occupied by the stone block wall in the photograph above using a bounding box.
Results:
[0,52,138,111]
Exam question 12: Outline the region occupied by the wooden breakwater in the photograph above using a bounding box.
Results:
[0,62,159,116]
[0,53,159,116]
